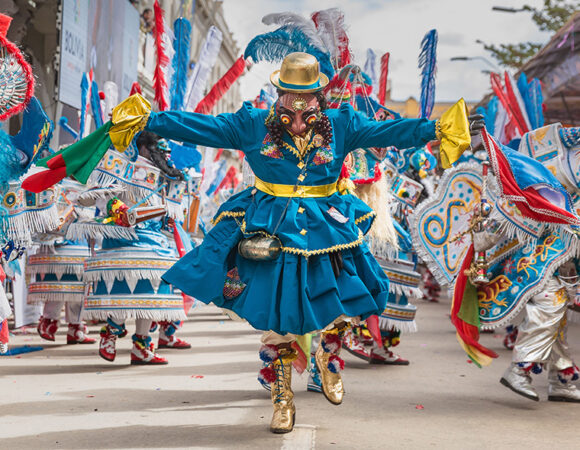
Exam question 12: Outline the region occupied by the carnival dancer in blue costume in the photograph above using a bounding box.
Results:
[48,52,472,433]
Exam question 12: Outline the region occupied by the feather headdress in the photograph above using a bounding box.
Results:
[79,72,91,140]
[418,29,437,119]
[378,52,390,106]
[195,56,246,115]
[311,8,352,70]
[363,49,378,94]
[185,26,223,112]
[153,0,170,111]
[170,18,192,111]
[262,12,327,52]
[244,26,335,78]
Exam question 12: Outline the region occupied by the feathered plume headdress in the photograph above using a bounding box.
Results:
[418,29,437,119]
[185,26,223,112]
[170,18,192,111]
[245,26,335,78]
[245,8,355,80]
[153,0,170,111]
[311,8,352,71]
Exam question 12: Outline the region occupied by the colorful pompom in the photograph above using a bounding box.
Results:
[259,344,280,363]
[558,365,580,384]
[517,362,543,375]
[327,354,345,373]
[258,366,277,384]
[321,333,341,353]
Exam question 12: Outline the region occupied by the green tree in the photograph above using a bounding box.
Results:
[480,0,579,69]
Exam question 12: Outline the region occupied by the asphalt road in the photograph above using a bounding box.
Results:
[1,300,579,449]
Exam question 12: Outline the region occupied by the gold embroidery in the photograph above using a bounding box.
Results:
[238,220,364,257]
[354,211,376,225]
[211,210,246,226]
[477,275,511,311]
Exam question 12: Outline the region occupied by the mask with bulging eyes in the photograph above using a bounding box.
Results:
[276,93,321,137]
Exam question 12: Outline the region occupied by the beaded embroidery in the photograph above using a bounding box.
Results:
[312,146,334,165]
[260,134,284,159]
[223,267,246,299]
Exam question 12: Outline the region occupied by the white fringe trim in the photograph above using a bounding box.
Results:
[389,283,424,300]
[27,292,84,304]
[7,208,61,245]
[378,316,418,333]
[26,264,84,278]
[82,309,186,321]
[66,221,138,242]
[84,269,166,283]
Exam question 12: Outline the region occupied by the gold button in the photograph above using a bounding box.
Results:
[298,174,305,182]
[297,207,305,214]
[297,162,305,169]
[300,229,307,235]
[295,188,304,196]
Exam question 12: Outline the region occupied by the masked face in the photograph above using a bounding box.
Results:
[276,93,320,137]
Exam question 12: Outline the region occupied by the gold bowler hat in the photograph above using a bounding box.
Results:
[270,52,329,93]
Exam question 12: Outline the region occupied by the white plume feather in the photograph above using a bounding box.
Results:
[262,12,327,52]
[185,26,223,112]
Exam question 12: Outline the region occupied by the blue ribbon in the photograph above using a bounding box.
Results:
[277,78,321,90]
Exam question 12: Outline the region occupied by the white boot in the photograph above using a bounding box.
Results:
[500,363,539,401]
[548,368,580,403]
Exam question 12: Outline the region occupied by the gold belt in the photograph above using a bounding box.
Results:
[254,177,338,198]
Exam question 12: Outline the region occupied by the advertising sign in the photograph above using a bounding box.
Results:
[58,0,139,109]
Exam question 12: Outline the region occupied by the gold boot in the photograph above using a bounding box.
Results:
[270,349,296,434]
[315,330,345,405]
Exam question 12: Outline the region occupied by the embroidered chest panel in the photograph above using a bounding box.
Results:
[311,145,334,166]
[260,134,284,160]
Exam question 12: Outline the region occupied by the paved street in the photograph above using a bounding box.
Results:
[1,300,579,450]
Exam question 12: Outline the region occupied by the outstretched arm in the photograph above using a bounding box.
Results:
[343,103,436,152]
[109,95,259,152]
[340,100,471,168]
[146,104,254,150]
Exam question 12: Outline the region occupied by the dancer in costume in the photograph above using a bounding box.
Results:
[68,51,475,432]
[422,124,580,403]
[0,11,54,352]
[28,181,95,345]
[324,67,421,366]
[492,125,580,402]
[77,135,190,365]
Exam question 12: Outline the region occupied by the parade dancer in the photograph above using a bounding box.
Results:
[67,135,190,365]
[446,126,580,403]
[25,49,474,431]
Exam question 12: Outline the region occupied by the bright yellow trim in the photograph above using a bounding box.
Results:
[255,176,338,198]
[280,139,317,160]
[354,211,376,225]
[211,210,245,226]
[281,230,364,257]
[239,220,364,257]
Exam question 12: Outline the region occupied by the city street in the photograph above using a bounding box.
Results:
[1,300,578,450]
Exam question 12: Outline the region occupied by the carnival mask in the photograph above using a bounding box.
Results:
[276,93,320,137]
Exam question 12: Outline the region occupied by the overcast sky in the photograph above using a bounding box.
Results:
[221,0,550,102]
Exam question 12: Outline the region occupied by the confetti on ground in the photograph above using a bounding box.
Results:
[155,388,161,391]
[415,405,424,410]
[467,360,473,364]
[190,375,204,379]
[86,395,95,398]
